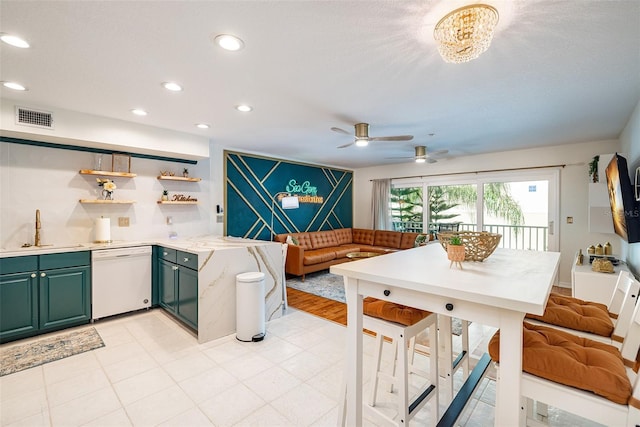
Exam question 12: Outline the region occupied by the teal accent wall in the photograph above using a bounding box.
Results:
[225,151,353,240]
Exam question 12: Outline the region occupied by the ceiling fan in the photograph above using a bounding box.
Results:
[389,146,449,163]
[332,123,413,148]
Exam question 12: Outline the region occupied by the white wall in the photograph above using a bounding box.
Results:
[1,98,209,160]
[353,140,622,285]
[0,141,212,249]
[619,99,640,276]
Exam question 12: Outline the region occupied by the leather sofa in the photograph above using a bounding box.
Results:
[275,228,424,280]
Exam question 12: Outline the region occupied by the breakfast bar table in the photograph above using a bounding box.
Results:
[331,244,560,426]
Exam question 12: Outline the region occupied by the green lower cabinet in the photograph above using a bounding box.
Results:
[159,259,177,313]
[0,271,39,342]
[39,266,91,331]
[176,266,198,330]
[0,252,91,343]
[157,247,198,330]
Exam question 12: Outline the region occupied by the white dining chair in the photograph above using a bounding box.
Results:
[526,271,639,348]
[491,300,640,426]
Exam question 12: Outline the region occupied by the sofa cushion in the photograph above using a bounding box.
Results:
[373,230,402,249]
[363,297,433,326]
[488,322,632,405]
[526,293,614,337]
[334,228,353,245]
[303,248,337,265]
[400,232,421,249]
[292,233,313,250]
[309,230,339,249]
[352,228,375,245]
[335,244,362,258]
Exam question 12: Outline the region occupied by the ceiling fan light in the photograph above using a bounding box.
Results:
[355,138,369,147]
[415,158,426,163]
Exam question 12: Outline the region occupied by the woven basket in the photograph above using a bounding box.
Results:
[437,231,502,262]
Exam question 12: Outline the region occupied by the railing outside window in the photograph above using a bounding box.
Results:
[391,221,548,251]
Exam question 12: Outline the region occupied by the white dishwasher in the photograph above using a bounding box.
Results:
[92,246,152,320]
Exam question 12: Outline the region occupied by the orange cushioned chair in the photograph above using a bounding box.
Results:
[488,301,640,426]
[525,271,639,348]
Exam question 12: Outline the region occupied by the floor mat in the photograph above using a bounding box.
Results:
[0,327,105,376]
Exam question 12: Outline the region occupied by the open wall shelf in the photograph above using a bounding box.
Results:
[79,199,135,204]
[157,201,199,205]
[79,169,137,178]
[157,175,201,182]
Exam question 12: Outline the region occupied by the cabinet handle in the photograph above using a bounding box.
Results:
[31,273,36,278]
[40,272,46,277]
[183,257,189,262]
[172,266,179,271]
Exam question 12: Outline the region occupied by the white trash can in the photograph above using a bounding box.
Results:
[236,272,266,342]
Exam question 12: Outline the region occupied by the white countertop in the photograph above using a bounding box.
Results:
[331,244,561,315]
[0,235,279,258]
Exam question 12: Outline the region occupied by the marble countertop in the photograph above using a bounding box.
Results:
[0,235,280,258]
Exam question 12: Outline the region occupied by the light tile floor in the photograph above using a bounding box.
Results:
[0,308,603,426]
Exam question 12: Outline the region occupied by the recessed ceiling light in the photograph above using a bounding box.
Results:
[0,33,29,48]
[195,123,210,129]
[214,34,244,51]
[162,82,183,92]
[235,104,253,112]
[2,81,27,91]
[131,109,148,116]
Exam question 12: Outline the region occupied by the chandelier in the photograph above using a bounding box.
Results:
[434,4,499,64]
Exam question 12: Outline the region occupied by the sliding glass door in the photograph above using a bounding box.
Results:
[391,169,559,251]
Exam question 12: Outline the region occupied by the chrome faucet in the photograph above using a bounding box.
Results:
[35,209,41,247]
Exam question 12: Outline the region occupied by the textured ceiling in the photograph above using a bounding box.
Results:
[1,0,639,168]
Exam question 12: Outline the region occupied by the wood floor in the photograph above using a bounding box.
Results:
[286,287,347,325]
[286,284,571,325]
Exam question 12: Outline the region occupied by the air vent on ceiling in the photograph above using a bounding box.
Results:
[15,106,55,129]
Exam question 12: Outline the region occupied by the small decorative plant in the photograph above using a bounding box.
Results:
[96,178,116,200]
[183,168,189,178]
[161,190,169,201]
[447,235,465,268]
[588,155,599,183]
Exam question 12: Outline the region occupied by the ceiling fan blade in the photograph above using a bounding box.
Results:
[425,149,449,157]
[331,127,351,135]
[337,141,355,149]
[427,157,438,164]
[385,156,414,159]
[370,135,414,141]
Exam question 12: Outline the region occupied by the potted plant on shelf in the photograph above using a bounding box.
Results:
[447,235,465,269]
[183,168,189,178]
[588,155,599,183]
[161,190,169,201]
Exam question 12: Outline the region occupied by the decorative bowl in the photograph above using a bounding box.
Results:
[437,231,502,262]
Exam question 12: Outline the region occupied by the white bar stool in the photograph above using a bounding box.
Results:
[340,297,440,426]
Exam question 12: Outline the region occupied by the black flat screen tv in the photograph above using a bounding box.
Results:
[605,153,640,243]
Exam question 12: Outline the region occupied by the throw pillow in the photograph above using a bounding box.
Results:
[414,234,428,247]
[286,235,299,245]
